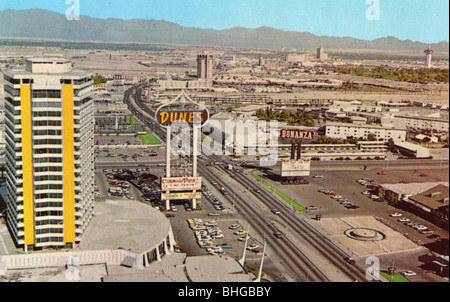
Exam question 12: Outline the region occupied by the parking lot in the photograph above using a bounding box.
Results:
[258,165,449,281]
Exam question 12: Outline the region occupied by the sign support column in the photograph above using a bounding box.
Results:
[165,125,171,210]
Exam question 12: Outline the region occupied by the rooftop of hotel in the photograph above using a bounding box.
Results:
[78,197,171,255]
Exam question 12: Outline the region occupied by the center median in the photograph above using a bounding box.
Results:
[248,169,306,212]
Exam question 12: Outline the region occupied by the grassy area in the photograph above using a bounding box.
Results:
[138,132,161,145]
[379,271,411,282]
[249,170,306,212]
[126,116,140,125]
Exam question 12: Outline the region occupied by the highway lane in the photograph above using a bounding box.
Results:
[198,161,330,282]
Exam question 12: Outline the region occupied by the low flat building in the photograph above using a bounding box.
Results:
[394,141,431,158]
[406,184,449,227]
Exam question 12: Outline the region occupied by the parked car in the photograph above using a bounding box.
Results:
[307,205,319,210]
[312,174,323,178]
[377,171,387,175]
[234,230,247,235]
[398,218,410,222]
[390,213,403,217]
[217,243,232,249]
[345,204,360,209]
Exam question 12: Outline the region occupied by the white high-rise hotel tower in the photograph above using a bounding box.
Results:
[3,58,95,251]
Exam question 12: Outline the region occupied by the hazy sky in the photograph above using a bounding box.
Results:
[0,0,448,43]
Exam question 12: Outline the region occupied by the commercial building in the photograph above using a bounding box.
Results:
[392,114,449,133]
[424,46,434,68]
[394,141,431,158]
[316,46,328,61]
[3,58,95,251]
[197,53,214,80]
[325,122,407,142]
[378,182,449,229]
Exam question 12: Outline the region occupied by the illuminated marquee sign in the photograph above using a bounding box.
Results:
[280,129,315,140]
[280,158,311,177]
[161,177,203,191]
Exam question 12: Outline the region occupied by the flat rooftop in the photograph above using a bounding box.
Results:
[78,197,172,255]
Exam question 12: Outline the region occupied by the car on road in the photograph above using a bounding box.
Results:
[271,209,280,215]
[208,213,220,217]
[377,171,387,175]
[165,213,175,218]
[390,213,403,217]
[401,271,416,277]
[399,180,410,184]
[254,188,261,193]
[344,257,356,265]
[419,173,428,177]
[274,232,284,239]
[312,174,323,178]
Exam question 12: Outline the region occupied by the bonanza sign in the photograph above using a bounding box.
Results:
[280,129,315,140]
[161,177,203,191]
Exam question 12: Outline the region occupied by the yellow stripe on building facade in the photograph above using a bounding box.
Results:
[63,84,75,244]
[20,84,35,246]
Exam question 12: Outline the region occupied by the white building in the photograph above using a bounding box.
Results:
[394,141,431,158]
[3,58,95,251]
[325,122,407,142]
[391,114,449,133]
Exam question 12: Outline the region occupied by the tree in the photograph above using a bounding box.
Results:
[367,133,377,141]
[93,75,107,84]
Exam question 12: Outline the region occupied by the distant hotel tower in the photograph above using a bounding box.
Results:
[197,53,214,79]
[424,46,434,68]
[3,58,95,251]
[316,46,328,61]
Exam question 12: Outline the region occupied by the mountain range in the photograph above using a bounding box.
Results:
[0,9,448,52]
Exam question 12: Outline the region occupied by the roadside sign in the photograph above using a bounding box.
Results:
[280,129,315,140]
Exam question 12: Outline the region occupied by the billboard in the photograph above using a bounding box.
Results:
[280,129,315,140]
[280,158,311,177]
[161,177,202,191]
[161,192,203,200]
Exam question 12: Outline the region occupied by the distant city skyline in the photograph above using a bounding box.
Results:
[0,0,448,44]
